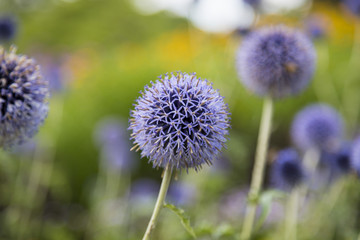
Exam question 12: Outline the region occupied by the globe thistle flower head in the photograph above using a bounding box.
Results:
[0,47,49,148]
[129,72,230,171]
[351,137,360,176]
[291,104,343,152]
[271,148,305,190]
[236,25,316,99]
[0,16,17,42]
[94,117,136,171]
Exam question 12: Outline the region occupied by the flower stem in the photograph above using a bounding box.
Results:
[142,165,173,240]
[284,188,300,240]
[299,148,319,208]
[241,96,273,240]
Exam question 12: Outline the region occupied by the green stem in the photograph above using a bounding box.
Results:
[284,188,300,240]
[299,148,319,208]
[142,165,173,240]
[241,97,273,240]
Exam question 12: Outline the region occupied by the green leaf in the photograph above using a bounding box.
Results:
[255,190,286,231]
[164,203,197,239]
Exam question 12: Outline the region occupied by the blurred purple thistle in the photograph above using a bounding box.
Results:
[94,117,136,172]
[167,181,197,206]
[0,47,49,148]
[343,0,360,16]
[0,16,17,42]
[304,15,328,40]
[236,25,316,99]
[291,104,343,152]
[271,148,305,191]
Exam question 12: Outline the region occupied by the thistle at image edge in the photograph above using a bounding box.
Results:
[0,46,49,148]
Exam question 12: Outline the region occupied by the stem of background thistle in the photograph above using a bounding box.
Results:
[284,188,300,240]
[299,148,319,208]
[241,96,273,240]
[142,165,172,240]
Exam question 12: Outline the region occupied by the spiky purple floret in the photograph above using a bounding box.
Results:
[0,16,16,42]
[0,47,49,148]
[343,0,360,16]
[351,137,360,176]
[291,104,343,152]
[129,72,230,171]
[271,148,305,190]
[236,26,316,99]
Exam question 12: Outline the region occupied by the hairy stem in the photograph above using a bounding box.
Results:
[142,165,172,240]
[241,97,273,240]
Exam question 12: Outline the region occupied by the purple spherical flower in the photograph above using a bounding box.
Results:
[236,25,316,99]
[351,137,360,176]
[129,72,230,171]
[0,47,49,148]
[291,104,343,151]
[343,0,360,16]
[94,117,136,171]
[271,148,305,190]
[0,16,17,42]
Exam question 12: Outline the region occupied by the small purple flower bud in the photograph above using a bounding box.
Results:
[236,25,316,99]
[0,16,17,42]
[271,148,305,190]
[129,72,230,171]
[291,104,343,151]
[0,47,49,148]
[304,15,328,40]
